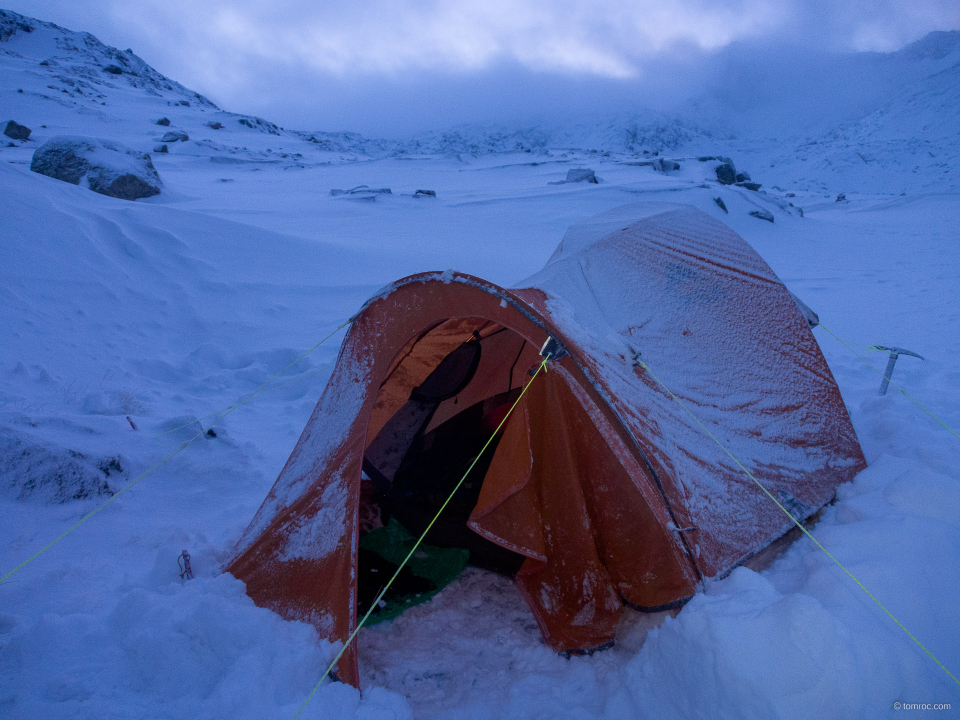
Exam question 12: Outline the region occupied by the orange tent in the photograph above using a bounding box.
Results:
[226,202,866,686]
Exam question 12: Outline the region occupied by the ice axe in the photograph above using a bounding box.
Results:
[874,346,924,395]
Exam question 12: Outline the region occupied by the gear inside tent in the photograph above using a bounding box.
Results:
[224,202,866,687]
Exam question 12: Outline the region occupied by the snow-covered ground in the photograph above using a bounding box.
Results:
[1,9,958,719]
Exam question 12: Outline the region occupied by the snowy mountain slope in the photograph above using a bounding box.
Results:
[0,8,959,720]
[775,59,960,194]
[0,8,390,163]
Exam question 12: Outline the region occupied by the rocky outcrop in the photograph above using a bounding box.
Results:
[30,136,162,200]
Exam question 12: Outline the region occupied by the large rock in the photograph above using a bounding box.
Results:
[4,120,31,140]
[548,168,598,185]
[749,209,775,223]
[715,163,737,185]
[30,136,162,200]
[160,131,188,142]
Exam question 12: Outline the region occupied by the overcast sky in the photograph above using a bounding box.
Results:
[8,1,960,135]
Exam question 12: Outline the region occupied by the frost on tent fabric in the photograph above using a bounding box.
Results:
[225,202,866,687]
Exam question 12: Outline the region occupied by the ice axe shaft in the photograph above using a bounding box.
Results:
[875,346,924,395]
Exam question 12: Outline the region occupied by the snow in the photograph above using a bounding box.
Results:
[1,8,959,720]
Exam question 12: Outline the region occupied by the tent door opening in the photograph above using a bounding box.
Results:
[358,320,541,620]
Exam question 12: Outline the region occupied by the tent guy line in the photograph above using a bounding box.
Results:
[0,318,352,585]
[292,352,553,720]
[633,354,960,689]
[815,322,960,443]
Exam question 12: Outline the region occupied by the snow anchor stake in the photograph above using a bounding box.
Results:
[178,550,194,580]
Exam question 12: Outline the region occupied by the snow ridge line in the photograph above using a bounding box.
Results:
[0,318,352,585]
[816,322,960,443]
[633,355,960,689]
[293,353,553,720]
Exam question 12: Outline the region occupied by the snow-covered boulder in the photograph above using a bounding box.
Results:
[30,136,162,200]
[160,130,189,143]
[549,168,598,185]
[653,158,680,172]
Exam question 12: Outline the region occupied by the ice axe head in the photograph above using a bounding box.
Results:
[874,345,924,395]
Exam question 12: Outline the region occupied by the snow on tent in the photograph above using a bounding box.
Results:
[225,202,866,686]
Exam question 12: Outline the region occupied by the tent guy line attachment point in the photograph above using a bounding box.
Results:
[540,335,569,362]
[874,345,924,395]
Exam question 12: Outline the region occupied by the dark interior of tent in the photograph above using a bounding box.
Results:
[356,317,544,622]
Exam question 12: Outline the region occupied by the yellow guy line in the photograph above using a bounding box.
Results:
[292,354,552,719]
[816,322,959,443]
[0,319,351,586]
[635,356,960,688]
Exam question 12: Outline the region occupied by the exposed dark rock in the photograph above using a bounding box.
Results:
[237,116,281,135]
[715,163,737,185]
[714,197,728,213]
[414,189,437,198]
[161,131,188,142]
[153,144,168,153]
[30,136,162,200]
[0,431,124,504]
[156,117,171,126]
[0,11,36,41]
[3,120,30,141]
[836,192,847,202]
[735,171,752,183]
[749,209,775,223]
[736,182,762,191]
[103,64,123,75]
[206,121,223,130]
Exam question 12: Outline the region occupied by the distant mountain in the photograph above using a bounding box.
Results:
[399,111,719,156]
